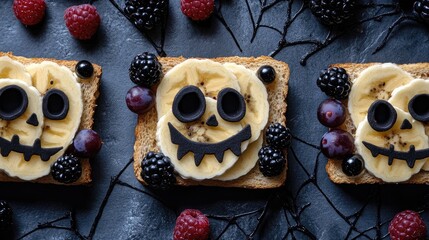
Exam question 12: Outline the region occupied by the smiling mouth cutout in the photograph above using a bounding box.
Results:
[0,135,63,161]
[363,141,429,168]
[168,123,252,166]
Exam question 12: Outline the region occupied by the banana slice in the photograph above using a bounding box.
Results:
[214,134,263,181]
[223,63,269,142]
[349,63,413,127]
[24,61,83,179]
[0,56,32,85]
[0,79,45,180]
[388,78,429,170]
[156,59,240,119]
[355,107,428,182]
[157,98,249,180]
[389,79,429,112]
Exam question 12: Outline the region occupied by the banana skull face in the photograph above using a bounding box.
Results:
[0,57,82,180]
[156,59,269,180]
[352,64,429,182]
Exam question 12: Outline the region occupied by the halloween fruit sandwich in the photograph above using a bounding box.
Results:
[317,62,429,183]
[128,54,290,189]
[0,52,102,185]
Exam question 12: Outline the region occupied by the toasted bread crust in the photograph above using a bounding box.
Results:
[0,52,102,185]
[133,56,289,189]
[326,62,429,184]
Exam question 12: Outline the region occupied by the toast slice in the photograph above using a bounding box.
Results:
[133,56,289,189]
[0,52,102,185]
[326,63,429,184]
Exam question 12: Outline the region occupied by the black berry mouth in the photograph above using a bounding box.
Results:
[0,135,63,161]
[362,141,429,168]
[168,123,252,166]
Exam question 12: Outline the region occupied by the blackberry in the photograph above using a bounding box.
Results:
[141,151,176,189]
[124,0,168,30]
[317,67,351,100]
[258,146,286,177]
[266,123,292,149]
[51,154,82,184]
[309,0,357,26]
[414,0,429,23]
[0,201,12,232]
[129,52,162,87]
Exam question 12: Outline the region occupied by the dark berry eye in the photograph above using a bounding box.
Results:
[408,94,429,122]
[0,85,28,121]
[43,89,69,120]
[172,86,206,123]
[217,88,246,122]
[367,100,397,132]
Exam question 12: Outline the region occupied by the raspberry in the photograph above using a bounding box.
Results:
[389,210,427,240]
[64,4,101,40]
[181,0,215,21]
[173,209,210,240]
[13,0,46,26]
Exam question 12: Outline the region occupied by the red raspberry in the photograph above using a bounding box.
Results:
[13,0,46,26]
[389,210,427,240]
[180,0,214,21]
[173,209,210,240]
[64,4,100,40]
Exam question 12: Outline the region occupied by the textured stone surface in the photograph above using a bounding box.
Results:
[1,0,429,239]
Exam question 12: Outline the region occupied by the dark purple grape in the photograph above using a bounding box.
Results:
[317,99,346,128]
[342,155,364,176]
[73,129,102,158]
[126,86,155,114]
[320,129,354,159]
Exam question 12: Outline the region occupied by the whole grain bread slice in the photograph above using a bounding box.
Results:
[134,56,289,189]
[0,52,102,185]
[326,63,429,184]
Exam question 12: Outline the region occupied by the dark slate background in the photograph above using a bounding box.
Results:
[1,0,429,239]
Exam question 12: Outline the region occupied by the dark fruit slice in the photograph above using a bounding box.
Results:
[126,86,155,114]
[73,129,102,158]
[317,99,346,128]
[342,155,364,176]
[320,129,354,159]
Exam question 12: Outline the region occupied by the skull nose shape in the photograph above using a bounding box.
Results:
[400,119,412,130]
[26,113,39,127]
[206,114,218,127]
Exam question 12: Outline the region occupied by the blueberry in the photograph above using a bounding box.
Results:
[257,65,276,84]
[75,60,94,79]
[342,155,364,176]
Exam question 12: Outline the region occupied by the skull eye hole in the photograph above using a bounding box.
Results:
[217,88,246,122]
[173,86,206,123]
[43,89,69,120]
[368,100,397,132]
[409,94,429,122]
[0,85,28,121]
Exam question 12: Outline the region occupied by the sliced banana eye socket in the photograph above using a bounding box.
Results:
[0,85,28,121]
[217,88,246,122]
[408,94,429,122]
[173,86,206,123]
[43,89,69,120]
[368,100,397,132]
